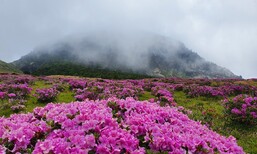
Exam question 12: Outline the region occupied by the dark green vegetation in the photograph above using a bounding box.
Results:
[32,61,151,79]
[0,60,22,74]
[11,50,151,79]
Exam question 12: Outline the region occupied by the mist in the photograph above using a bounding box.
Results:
[0,0,257,78]
[32,30,184,72]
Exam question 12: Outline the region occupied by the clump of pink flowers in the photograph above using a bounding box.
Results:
[0,98,244,153]
[223,94,257,124]
[0,84,32,99]
[10,104,25,113]
[184,85,224,98]
[0,92,6,99]
[35,87,59,103]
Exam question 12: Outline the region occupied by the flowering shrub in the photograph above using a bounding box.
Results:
[11,104,25,113]
[69,80,87,89]
[0,92,6,99]
[35,87,59,102]
[0,114,50,153]
[184,85,224,98]
[7,93,16,98]
[0,84,32,99]
[14,76,35,84]
[74,89,97,101]
[151,88,176,106]
[70,79,144,101]
[0,89,26,112]
[8,84,32,98]
[223,95,257,124]
[53,84,66,92]
[0,98,244,153]
[183,84,257,99]
[115,98,243,153]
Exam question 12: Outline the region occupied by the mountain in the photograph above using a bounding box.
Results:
[0,60,22,74]
[12,32,240,79]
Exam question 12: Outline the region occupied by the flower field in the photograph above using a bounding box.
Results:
[0,74,256,153]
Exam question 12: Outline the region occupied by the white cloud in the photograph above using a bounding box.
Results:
[0,0,257,78]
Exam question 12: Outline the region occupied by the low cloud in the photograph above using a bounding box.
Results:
[0,0,257,78]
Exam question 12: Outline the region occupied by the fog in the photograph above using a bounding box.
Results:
[33,30,184,73]
[0,0,257,78]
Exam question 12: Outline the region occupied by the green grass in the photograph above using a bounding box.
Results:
[24,96,46,113]
[32,80,53,90]
[23,80,55,113]
[0,80,75,117]
[0,101,13,117]
[138,91,155,101]
[25,81,75,112]
[0,60,22,74]
[56,86,75,103]
[173,91,257,154]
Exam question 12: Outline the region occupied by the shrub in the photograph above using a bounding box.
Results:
[223,94,257,125]
[11,104,25,113]
[35,87,59,103]
[0,92,6,99]
[8,84,32,98]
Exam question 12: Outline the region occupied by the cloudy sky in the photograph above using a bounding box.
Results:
[0,0,257,78]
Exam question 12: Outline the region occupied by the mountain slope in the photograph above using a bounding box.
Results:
[32,61,150,79]
[12,32,240,79]
[0,60,22,74]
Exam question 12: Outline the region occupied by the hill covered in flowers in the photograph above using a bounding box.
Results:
[0,74,256,153]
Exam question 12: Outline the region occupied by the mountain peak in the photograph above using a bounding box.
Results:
[12,32,240,79]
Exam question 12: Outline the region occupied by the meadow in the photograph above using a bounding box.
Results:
[0,74,256,154]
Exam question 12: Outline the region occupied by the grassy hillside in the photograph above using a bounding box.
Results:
[0,60,22,73]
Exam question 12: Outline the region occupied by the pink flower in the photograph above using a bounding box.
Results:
[0,145,6,154]
[8,93,16,98]
[231,108,242,115]
[0,92,5,99]
[250,112,257,118]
